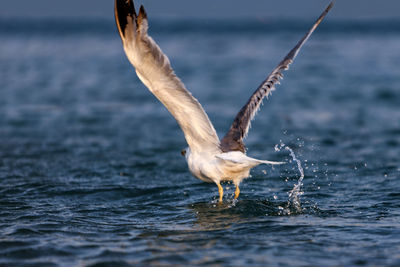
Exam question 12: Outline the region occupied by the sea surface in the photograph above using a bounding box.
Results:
[0,16,400,266]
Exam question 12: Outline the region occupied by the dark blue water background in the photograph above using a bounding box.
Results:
[1,17,400,266]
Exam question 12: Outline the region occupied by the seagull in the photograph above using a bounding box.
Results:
[114,0,333,202]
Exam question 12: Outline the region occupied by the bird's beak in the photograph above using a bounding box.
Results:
[181,149,186,156]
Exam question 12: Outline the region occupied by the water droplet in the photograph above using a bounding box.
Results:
[274,144,279,152]
[285,146,304,213]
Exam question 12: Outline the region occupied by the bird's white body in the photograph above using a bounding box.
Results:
[186,148,280,186]
[114,0,333,201]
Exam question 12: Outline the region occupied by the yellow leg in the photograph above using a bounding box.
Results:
[234,185,240,199]
[217,183,223,203]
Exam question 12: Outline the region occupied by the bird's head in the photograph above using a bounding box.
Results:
[180,147,190,161]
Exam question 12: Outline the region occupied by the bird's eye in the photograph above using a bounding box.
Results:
[181,149,186,156]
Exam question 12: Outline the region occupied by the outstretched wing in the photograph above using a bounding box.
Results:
[220,1,334,153]
[115,0,220,153]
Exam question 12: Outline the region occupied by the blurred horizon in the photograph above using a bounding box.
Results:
[1,0,400,20]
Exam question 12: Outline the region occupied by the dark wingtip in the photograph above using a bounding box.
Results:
[115,0,137,38]
[137,5,148,25]
[315,1,334,26]
[324,1,335,18]
[327,1,335,12]
[139,5,147,19]
[136,5,148,33]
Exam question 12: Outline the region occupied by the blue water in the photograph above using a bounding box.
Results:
[1,17,400,266]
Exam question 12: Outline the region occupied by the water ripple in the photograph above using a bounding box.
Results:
[1,17,400,266]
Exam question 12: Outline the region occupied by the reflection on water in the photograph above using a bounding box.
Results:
[189,201,244,231]
[188,199,306,232]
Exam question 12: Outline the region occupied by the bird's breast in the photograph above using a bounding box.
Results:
[186,152,250,184]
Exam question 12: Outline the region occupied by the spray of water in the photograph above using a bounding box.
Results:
[275,142,305,213]
[285,146,304,212]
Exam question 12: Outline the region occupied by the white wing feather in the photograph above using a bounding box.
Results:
[115,1,220,153]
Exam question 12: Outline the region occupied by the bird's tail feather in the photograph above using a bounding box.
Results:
[258,159,285,165]
[216,152,285,166]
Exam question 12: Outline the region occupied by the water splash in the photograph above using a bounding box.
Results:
[275,142,305,214]
[285,146,304,212]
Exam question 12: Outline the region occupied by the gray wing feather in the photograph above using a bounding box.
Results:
[220,1,334,153]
